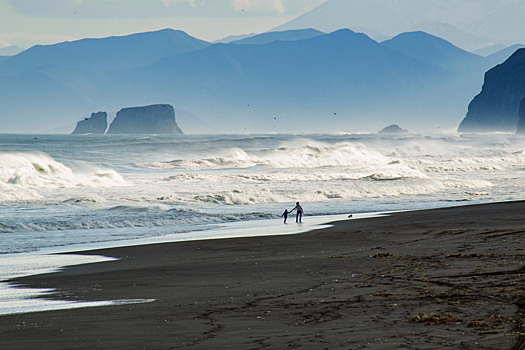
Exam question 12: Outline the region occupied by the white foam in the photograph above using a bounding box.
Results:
[0,151,127,202]
[135,136,517,206]
[0,254,116,280]
[0,290,154,316]
[141,139,395,170]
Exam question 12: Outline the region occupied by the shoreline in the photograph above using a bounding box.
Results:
[1,201,524,349]
[0,211,389,257]
[0,212,388,316]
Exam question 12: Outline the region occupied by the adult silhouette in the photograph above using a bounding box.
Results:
[290,202,303,223]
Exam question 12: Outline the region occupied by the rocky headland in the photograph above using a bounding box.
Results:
[458,48,525,132]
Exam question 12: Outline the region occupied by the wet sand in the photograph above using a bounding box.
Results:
[0,201,524,349]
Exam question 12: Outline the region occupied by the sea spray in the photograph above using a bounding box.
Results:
[0,151,126,202]
[141,139,394,170]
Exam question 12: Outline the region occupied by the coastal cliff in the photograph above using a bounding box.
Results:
[458,48,525,132]
[106,104,183,135]
[72,112,107,134]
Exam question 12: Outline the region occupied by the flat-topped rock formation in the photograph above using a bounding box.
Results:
[106,104,183,135]
[72,112,108,134]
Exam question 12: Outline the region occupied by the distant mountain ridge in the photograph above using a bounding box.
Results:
[0,28,521,133]
[381,31,484,70]
[213,33,257,44]
[274,0,525,51]
[0,45,24,56]
[485,45,525,66]
[230,29,325,45]
[109,29,456,132]
[0,29,210,131]
[0,29,209,75]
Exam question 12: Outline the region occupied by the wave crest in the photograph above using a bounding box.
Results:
[0,151,126,202]
[140,140,393,170]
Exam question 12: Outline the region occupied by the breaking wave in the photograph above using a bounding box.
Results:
[0,151,126,202]
[0,206,274,235]
[140,140,392,170]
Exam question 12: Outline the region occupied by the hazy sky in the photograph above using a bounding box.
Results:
[0,0,325,48]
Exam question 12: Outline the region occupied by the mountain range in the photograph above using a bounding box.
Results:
[0,28,521,133]
[274,0,525,52]
[0,29,209,75]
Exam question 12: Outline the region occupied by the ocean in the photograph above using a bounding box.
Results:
[2,132,525,253]
[1,132,525,314]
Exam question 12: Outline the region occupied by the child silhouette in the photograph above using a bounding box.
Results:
[281,209,290,224]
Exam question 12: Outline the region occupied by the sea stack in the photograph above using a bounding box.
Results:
[72,112,108,134]
[107,104,183,134]
[515,97,525,134]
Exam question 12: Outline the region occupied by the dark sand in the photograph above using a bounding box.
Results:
[0,201,524,349]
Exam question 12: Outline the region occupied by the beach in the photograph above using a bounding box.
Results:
[0,201,524,349]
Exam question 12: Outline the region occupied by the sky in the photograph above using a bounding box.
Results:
[0,0,326,49]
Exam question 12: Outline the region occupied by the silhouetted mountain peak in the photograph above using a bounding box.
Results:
[314,29,380,49]
[382,31,483,69]
[0,29,209,75]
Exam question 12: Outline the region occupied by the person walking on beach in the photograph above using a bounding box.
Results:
[281,209,290,224]
[290,202,303,223]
